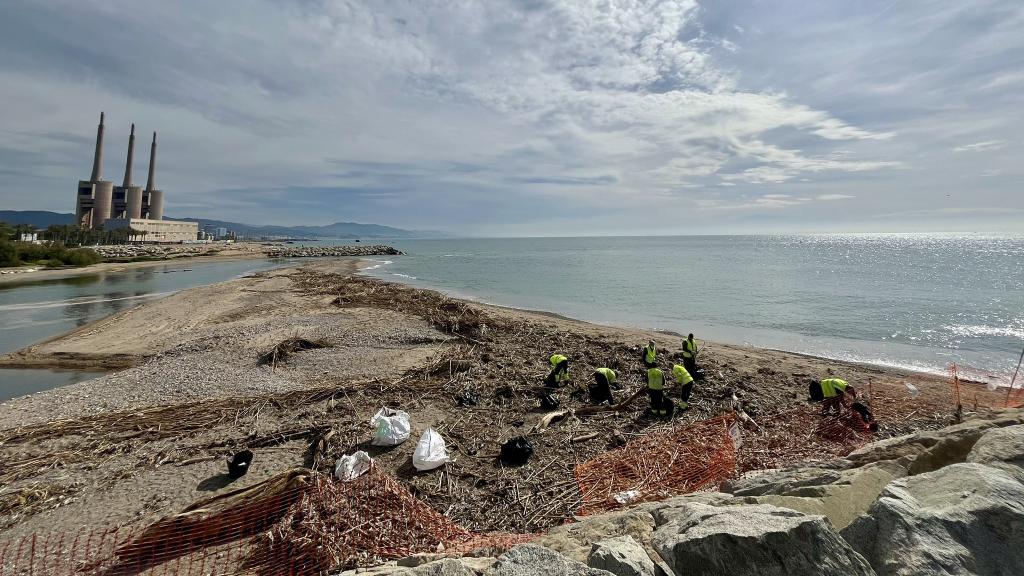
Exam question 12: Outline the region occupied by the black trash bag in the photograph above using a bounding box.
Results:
[808,381,824,402]
[539,393,560,410]
[455,390,479,407]
[500,436,534,466]
[588,382,611,405]
[851,401,874,422]
[228,450,253,479]
[692,368,707,381]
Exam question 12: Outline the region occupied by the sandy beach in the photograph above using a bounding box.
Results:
[0,258,1003,544]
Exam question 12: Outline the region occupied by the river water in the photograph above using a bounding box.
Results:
[0,259,286,401]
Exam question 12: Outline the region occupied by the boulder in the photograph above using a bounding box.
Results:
[588,536,657,576]
[726,460,907,529]
[488,544,614,576]
[414,559,479,576]
[846,411,1024,472]
[966,424,1024,482]
[651,503,875,576]
[841,463,1024,576]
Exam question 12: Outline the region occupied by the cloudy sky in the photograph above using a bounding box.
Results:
[0,0,1021,235]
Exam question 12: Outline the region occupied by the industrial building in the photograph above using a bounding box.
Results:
[75,112,195,242]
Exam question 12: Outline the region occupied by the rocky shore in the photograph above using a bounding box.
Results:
[350,409,1024,576]
[264,245,404,258]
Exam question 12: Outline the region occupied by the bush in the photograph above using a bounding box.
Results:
[61,248,101,267]
[0,240,17,267]
[43,259,66,268]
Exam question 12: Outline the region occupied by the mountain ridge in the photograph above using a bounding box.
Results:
[0,211,446,239]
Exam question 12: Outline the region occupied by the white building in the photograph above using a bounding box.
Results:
[105,218,199,243]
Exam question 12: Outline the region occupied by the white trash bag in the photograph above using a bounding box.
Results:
[335,451,372,482]
[370,407,411,446]
[904,382,920,398]
[413,427,449,472]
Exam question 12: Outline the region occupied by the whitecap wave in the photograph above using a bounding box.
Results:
[944,324,1024,339]
[391,273,417,280]
[360,259,394,271]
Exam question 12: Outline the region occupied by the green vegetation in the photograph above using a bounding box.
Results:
[1,221,105,268]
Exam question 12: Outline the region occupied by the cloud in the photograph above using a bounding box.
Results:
[0,0,1020,234]
[953,140,1008,152]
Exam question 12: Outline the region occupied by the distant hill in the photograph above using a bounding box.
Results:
[0,210,75,227]
[168,217,448,239]
[0,211,446,238]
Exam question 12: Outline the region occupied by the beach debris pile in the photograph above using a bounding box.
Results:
[257,337,330,369]
[0,268,982,558]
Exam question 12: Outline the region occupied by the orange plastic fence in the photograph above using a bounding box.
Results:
[574,414,738,516]
[0,467,529,576]
[950,363,1024,411]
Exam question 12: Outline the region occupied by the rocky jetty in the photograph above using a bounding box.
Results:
[265,245,404,258]
[92,244,213,259]
[341,408,1024,576]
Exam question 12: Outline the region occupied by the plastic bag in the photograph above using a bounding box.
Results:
[904,382,920,398]
[413,428,449,471]
[500,436,534,466]
[370,407,411,446]
[613,490,640,505]
[335,451,372,482]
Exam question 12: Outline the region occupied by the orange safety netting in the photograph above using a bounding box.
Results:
[573,414,738,516]
[951,363,1024,411]
[0,467,530,576]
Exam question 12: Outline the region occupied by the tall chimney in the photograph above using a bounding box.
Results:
[90,111,105,182]
[122,123,136,188]
[145,132,157,191]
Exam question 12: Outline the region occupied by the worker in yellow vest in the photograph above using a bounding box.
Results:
[672,364,695,410]
[591,368,617,405]
[647,367,671,417]
[545,354,570,388]
[642,340,658,368]
[682,333,699,373]
[820,378,856,415]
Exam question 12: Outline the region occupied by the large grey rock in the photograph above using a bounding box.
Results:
[842,463,1024,576]
[726,460,907,529]
[967,424,1024,482]
[847,411,1024,473]
[727,464,848,497]
[488,544,614,576]
[651,503,875,576]
[588,536,657,576]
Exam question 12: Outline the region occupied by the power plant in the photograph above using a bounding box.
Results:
[76,112,195,242]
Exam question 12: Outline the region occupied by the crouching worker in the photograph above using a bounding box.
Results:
[545,354,570,388]
[647,367,673,418]
[672,364,694,410]
[590,368,617,405]
[819,378,856,415]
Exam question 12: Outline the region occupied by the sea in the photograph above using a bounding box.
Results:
[357,234,1024,386]
[0,234,1021,401]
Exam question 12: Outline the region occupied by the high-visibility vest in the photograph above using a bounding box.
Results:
[821,378,848,398]
[672,364,693,385]
[550,354,567,367]
[644,345,657,364]
[595,368,617,384]
[647,368,664,391]
[682,339,697,359]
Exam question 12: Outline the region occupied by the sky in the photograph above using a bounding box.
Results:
[0,0,1021,236]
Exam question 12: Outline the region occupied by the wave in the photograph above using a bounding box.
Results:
[0,292,172,312]
[391,273,418,280]
[944,324,1024,339]
[360,260,394,271]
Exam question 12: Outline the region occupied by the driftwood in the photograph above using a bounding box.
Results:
[533,387,646,433]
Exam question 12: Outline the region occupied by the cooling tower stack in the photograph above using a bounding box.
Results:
[144,132,163,220]
[76,114,167,228]
[76,112,114,229]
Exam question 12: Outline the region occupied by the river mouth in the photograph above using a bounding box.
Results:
[0,258,291,400]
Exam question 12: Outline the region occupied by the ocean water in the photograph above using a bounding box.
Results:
[359,235,1024,385]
